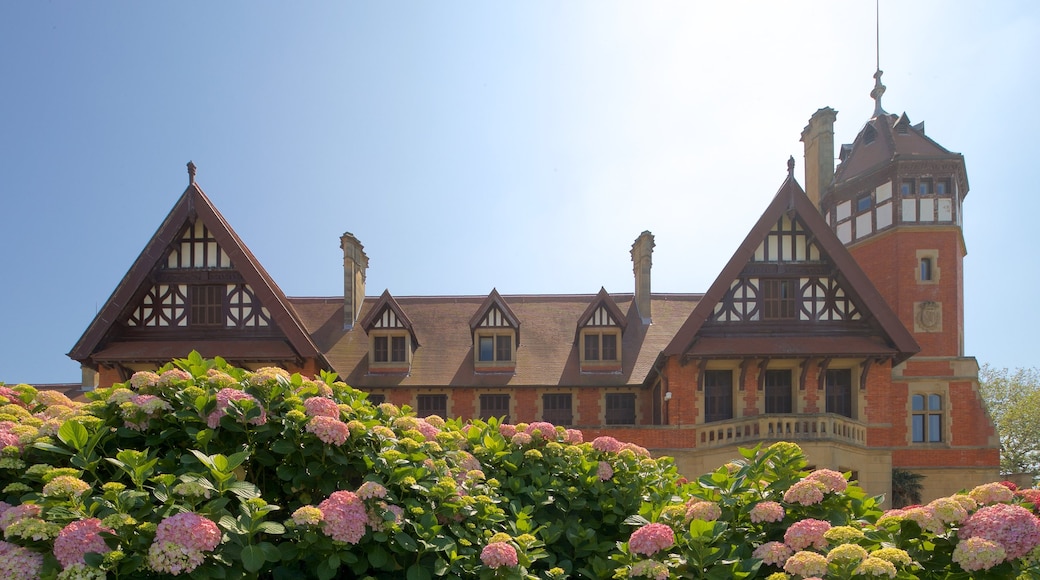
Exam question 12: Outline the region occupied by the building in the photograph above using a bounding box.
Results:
[68,73,999,502]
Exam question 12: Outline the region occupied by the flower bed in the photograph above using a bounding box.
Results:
[0,353,1038,579]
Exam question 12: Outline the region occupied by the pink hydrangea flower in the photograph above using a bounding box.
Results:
[303,397,341,419]
[628,523,675,556]
[0,386,29,409]
[158,369,192,387]
[356,481,388,500]
[0,504,42,532]
[53,518,113,569]
[853,555,898,578]
[480,541,519,569]
[318,491,368,544]
[750,501,785,523]
[685,500,722,522]
[206,388,266,428]
[952,536,1007,572]
[783,479,827,505]
[42,476,91,498]
[784,518,831,551]
[753,541,793,566]
[597,461,614,481]
[498,424,517,438]
[306,416,351,445]
[565,428,584,444]
[129,371,161,389]
[121,394,173,430]
[622,442,651,458]
[147,512,221,575]
[0,540,44,580]
[510,432,532,446]
[415,419,441,441]
[928,496,969,524]
[959,502,1040,559]
[629,560,669,580]
[969,482,1015,505]
[525,421,557,441]
[806,468,848,493]
[592,436,623,453]
[291,506,323,526]
[783,550,828,577]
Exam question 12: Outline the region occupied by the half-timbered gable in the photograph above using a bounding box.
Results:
[68,165,324,384]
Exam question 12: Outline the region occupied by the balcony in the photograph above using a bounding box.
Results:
[697,413,867,450]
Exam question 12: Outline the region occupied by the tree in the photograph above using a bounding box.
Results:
[891,468,924,508]
[979,364,1040,476]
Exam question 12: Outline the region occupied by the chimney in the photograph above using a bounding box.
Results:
[800,107,837,208]
[340,232,368,329]
[630,231,654,324]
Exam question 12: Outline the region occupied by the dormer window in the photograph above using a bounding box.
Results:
[918,178,933,195]
[900,179,915,196]
[577,289,627,372]
[359,290,417,374]
[936,178,951,196]
[470,290,520,372]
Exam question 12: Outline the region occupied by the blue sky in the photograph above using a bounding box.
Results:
[2,2,1037,385]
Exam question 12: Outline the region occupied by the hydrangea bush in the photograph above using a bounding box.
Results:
[0,352,1038,579]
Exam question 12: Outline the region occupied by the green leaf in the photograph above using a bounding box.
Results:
[257,521,285,535]
[228,480,261,499]
[241,545,266,573]
[368,546,389,569]
[395,531,419,552]
[32,441,74,456]
[406,563,431,580]
[58,420,89,452]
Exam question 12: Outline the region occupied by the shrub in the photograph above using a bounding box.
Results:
[0,352,1038,579]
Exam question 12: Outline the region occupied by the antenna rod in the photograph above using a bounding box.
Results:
[876,0,880,72]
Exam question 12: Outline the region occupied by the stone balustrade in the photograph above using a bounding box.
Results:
[697,414,867,449]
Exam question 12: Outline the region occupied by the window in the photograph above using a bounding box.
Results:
[856,194,872,212]
[900,180,915,196]
[764,370,792,414]
[372,333,408,366]
[416,394,447,418]
[479,394,510,422]
[936,178,951,196]
[918,178,933,195]
[477,333,513,364]
[366,393,386,406]
[825,369,853,418]
[605,393,636,425]
[912,394,942,442]
[762,279,796,320]
[190,285,224,326]
[542,394,573,425]
[920,257,933,282]
[582,331,620,362]
[704,370,733,423]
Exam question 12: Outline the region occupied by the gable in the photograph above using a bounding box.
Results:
[69,171,323,369]
[663,173,918,362]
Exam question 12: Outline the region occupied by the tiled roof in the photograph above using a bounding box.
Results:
[290,293,700,389]
[833,112,954,185]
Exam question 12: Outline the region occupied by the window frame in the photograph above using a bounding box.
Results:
[911,393,943,443]
[703,370,734,423]
[825,369,853,418]
[369,330,411,370]
[189,284,225,327]
[764,369,793,414]
[580,328,622,370]
[473,330,516,370]
[479,393,511,423]
[605,392,637,425]
[542,393,573,426]
[416,394,448,418]
[761,279,797,320]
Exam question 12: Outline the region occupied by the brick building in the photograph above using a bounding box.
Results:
[69,75,999,502]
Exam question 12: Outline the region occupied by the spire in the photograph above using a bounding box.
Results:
[187,161,197,185]
[870,1,886,117]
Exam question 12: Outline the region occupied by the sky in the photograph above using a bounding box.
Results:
[1,2,1038,385]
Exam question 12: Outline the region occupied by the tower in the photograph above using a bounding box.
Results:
[808,71,997,498]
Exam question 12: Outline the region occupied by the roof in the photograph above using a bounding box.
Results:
[290,293,700,389]
[68,175,324,368]
[663,172,919,363]
[832,111,959,187]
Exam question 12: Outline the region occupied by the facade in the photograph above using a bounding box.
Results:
[69,77,999,502]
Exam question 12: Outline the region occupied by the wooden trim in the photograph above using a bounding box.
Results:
[757,358,771,391]
[859,358,874,390]
[816,357,832,391]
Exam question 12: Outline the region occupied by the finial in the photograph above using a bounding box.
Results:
[787,155,795,177]
[187,161,197,185]
[870,69,887,117]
